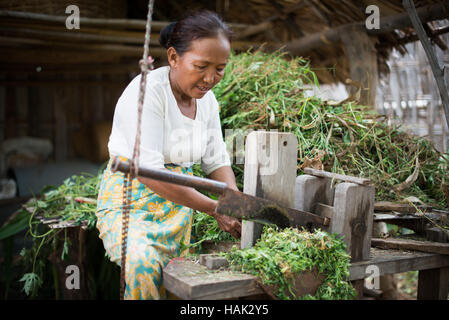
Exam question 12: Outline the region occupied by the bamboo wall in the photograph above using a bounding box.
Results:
[377,28,449,153]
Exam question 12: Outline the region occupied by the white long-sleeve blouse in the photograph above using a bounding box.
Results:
[108,66,231,175]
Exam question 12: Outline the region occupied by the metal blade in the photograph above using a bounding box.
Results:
[216,189,329,229]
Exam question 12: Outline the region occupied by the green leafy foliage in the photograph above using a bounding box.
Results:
[224,226,356,300]
[19,273,42,297]
[213,50,449,208]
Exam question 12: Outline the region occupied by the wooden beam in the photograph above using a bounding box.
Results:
[374,201,431,213]
[0,36,146,56]
[0,26,144,44]
[377,24,449,49]
[0,63,139,75]
[0,10,250,31]
[349,248,449,280]
[423,23,448,51]
[418,267,449,300]
[0,80,127,87]
[371,238,449,255]
[0,47,123,64]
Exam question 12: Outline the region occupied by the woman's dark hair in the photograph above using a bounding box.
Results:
[159,10,232,55]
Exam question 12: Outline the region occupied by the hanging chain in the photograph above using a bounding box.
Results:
[120,0,155,300]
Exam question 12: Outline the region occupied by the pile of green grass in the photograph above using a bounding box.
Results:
[213,50,448,208]
[223,226,355,300]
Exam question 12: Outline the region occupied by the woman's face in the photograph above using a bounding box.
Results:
[167,33,230,100]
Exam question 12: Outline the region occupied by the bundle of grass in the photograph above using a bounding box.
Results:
[191,49,448,247]
[223,226,356,300]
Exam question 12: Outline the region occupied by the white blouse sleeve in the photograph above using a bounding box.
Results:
[109,81,165,170]
[201,94,231,175]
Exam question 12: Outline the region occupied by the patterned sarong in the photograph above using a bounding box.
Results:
[95,156,193,300]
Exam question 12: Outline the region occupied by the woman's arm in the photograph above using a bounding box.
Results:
[207,165,238,191]
[137,175,217,215]
[137,166,242,239]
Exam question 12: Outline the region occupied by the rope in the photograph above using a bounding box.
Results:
[120,0,155,300]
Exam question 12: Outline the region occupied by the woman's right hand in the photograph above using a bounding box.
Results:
[214,213,242,239]
[207,206,242,239]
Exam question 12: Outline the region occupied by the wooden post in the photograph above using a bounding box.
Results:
[331,183,375,262]
[333,183,374,300]
[341,25,378,107]
[241,131,298,248]
[417,267,449,300]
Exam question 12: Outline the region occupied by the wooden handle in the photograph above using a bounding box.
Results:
[111,158,228,195]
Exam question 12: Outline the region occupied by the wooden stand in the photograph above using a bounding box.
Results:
[295,167,375,298]
[162,131,449,300]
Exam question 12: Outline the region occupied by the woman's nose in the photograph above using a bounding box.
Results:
[203,71,214,85]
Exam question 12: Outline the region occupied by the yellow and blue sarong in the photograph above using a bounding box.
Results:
[95,156,193,300]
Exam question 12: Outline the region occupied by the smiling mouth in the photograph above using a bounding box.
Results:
[196,86,211,93]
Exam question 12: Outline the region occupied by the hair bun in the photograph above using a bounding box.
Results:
[159,22,177,49]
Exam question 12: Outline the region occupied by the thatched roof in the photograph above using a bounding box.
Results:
[0,0,448,84]
[147,0,449,83]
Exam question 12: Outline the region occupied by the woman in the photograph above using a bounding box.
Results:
[95,10,242,300]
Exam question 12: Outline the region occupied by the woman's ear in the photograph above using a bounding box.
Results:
[167,47,178,68]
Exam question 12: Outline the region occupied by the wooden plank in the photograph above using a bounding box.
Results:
[303,168,371,185]
[163,258,263,300]
[349,248,449,281]
[162,248,449,299]
[374,201,431,213]
[0,10,250,32]
[331,183,375,262]
[417,267,449,300]
[0,35,145,56]
[0,63,139,75]
[241,131,298,248]
[371,237,449,255]
[199,254,229,270]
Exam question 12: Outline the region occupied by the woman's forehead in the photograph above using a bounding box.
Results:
[184,36,230,64]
